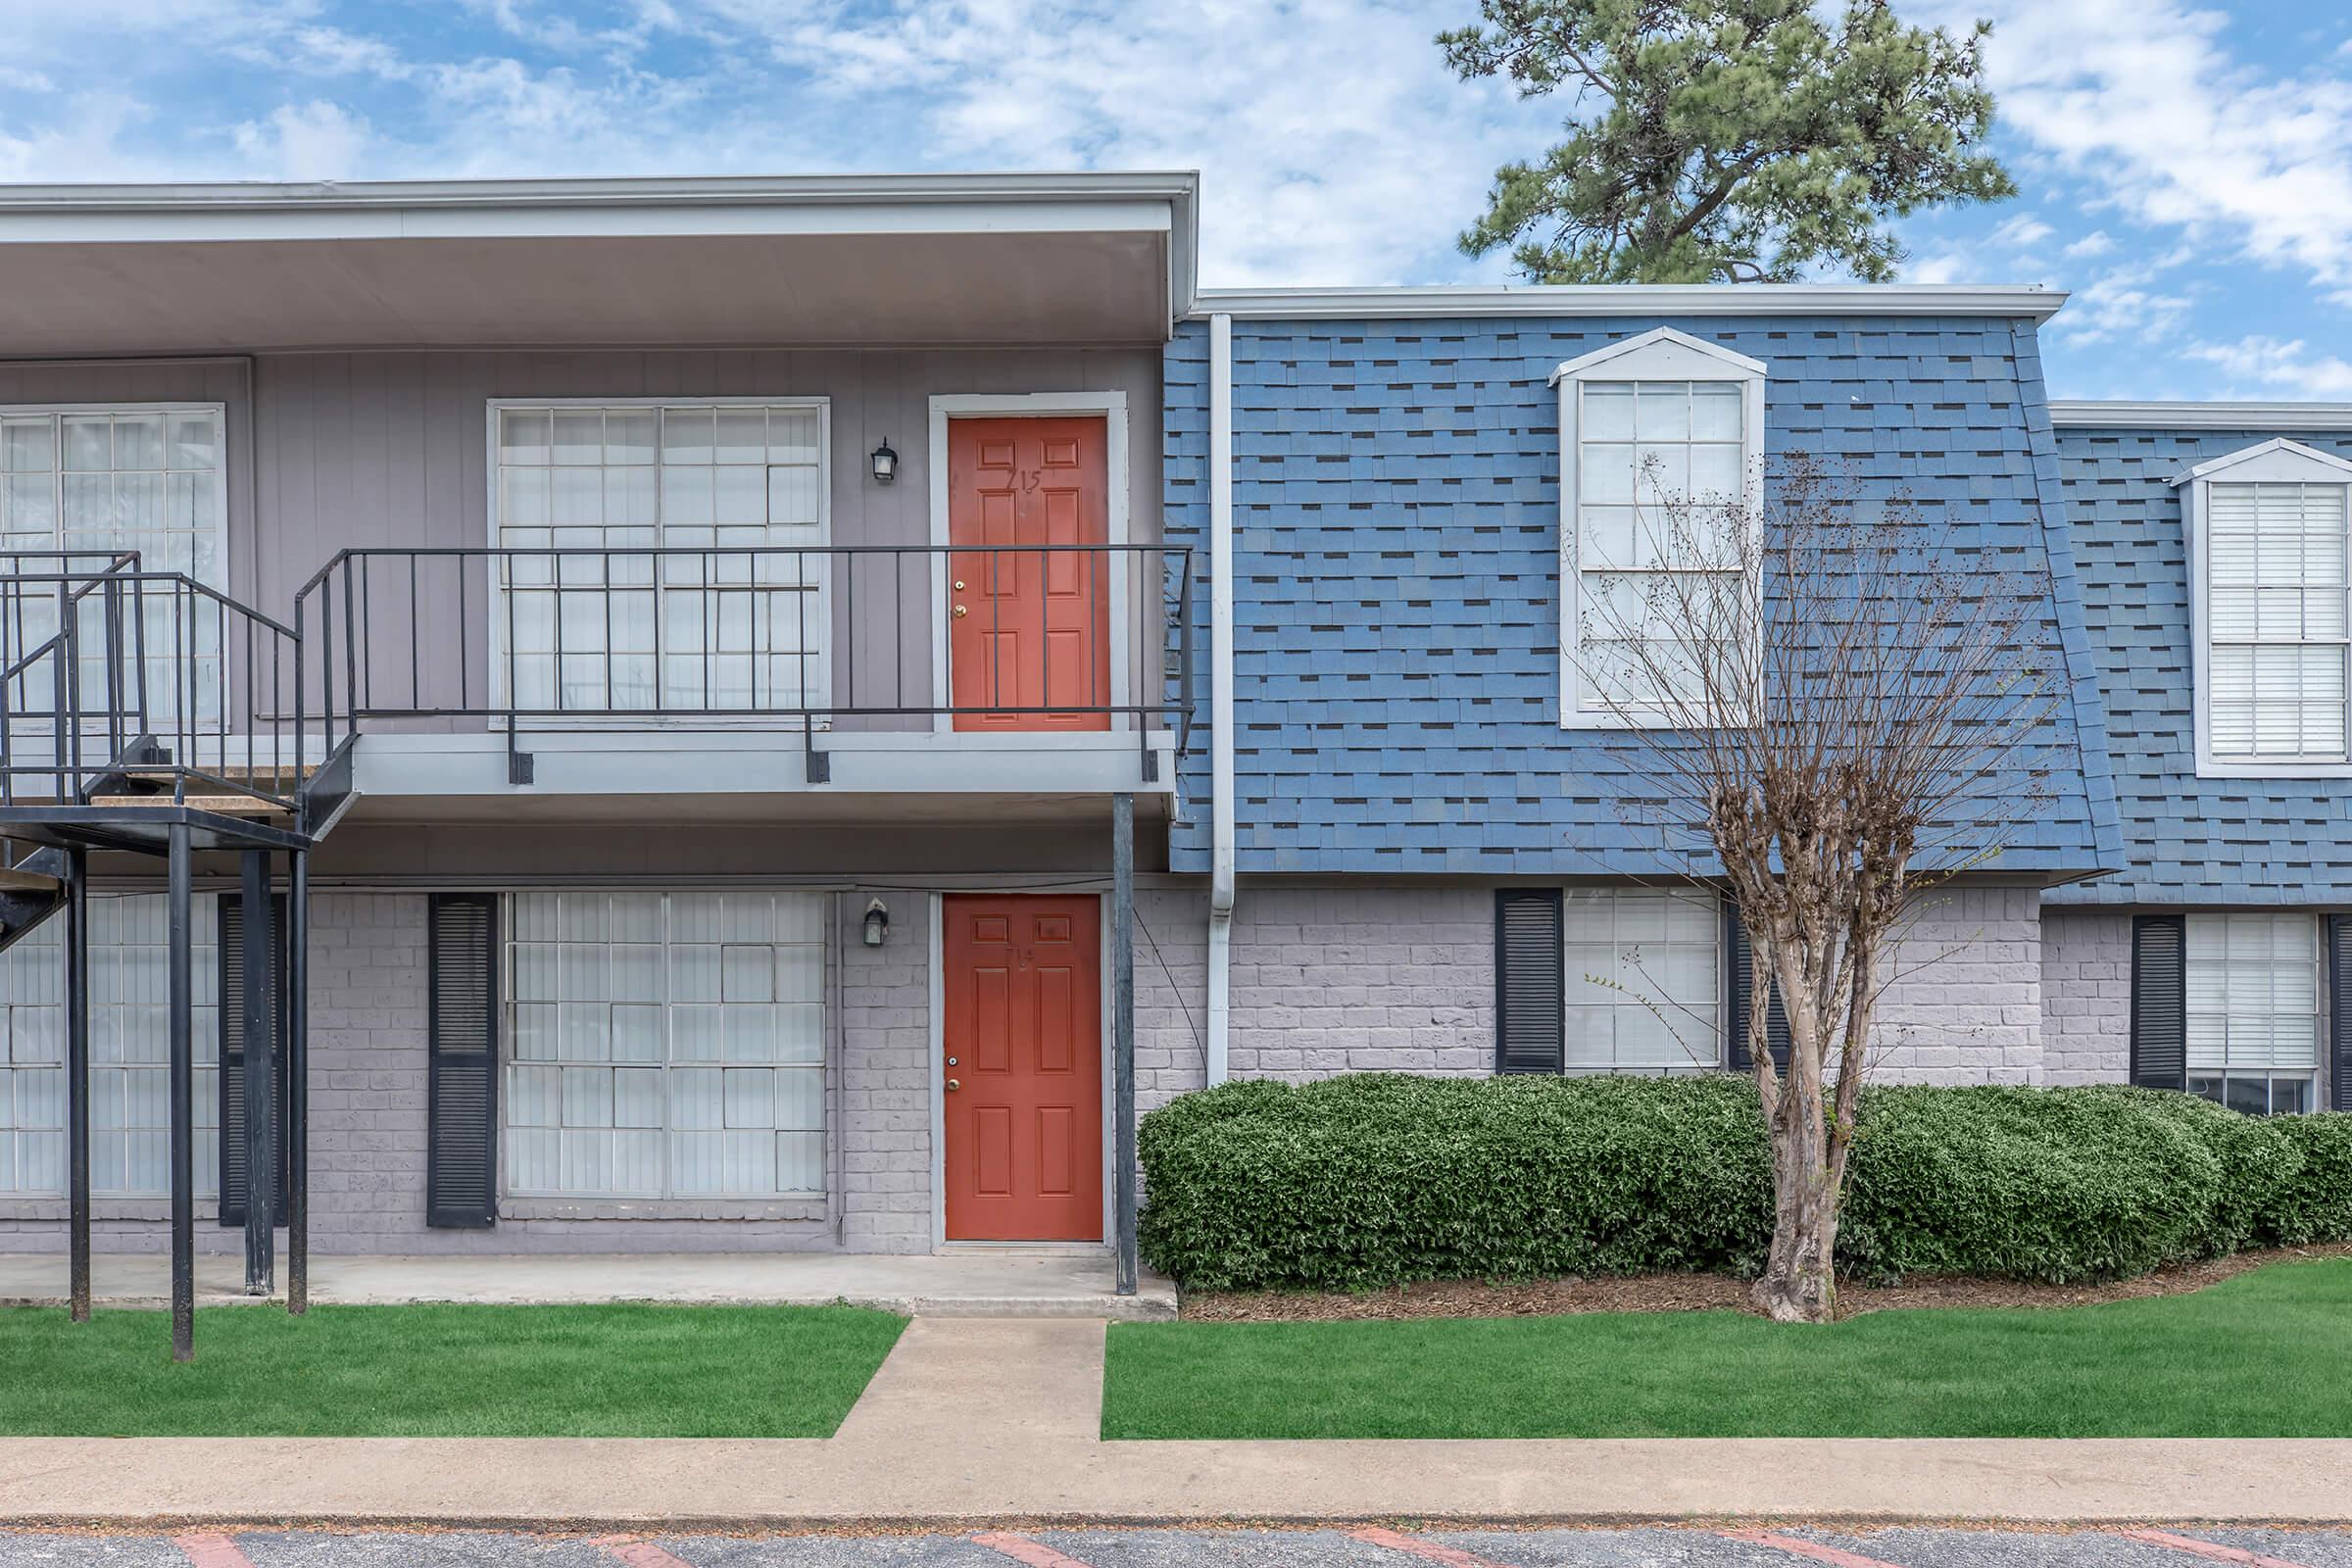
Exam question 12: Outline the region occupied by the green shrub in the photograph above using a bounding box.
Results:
[1138,1074,2335,1292]
[2261,1112,2352,1246]
[1137,1073,1774,1291]
[1839,1085,2296,1283]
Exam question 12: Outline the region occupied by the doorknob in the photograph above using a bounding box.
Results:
[945,1078,961,1092]
[953,606,967,618]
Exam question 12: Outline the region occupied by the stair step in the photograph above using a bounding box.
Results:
[121,767,314,784]
[0,869,61,893]
[89,795,288,816]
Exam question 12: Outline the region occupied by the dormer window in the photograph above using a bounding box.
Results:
[1550,328,1766,728]
[2184,439,2352,775]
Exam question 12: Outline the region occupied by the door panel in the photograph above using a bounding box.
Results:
[942,894,1103,1242]
[946,416,1111,732]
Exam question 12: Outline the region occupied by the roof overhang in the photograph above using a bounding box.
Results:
[2052,400,2352,431]
[2170,436,2352,487]
[1193,283,2068,321]
[0,172,1200,354]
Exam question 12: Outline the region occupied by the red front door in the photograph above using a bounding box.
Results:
[946,416,1111,731]
[942,894,1103,1242]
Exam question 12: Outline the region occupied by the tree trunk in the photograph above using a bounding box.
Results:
[1751,1083,1839,1323]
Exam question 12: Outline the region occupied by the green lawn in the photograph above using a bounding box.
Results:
[1104,1258,2352,1440]
[0,1302,906,1437]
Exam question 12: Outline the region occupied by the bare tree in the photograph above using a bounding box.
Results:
[1580,453,2057,1322]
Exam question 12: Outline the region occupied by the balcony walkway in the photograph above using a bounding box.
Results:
[0,1248,1176,1319]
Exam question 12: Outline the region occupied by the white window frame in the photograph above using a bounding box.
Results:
[1560,885,1727,1074]
[2183,911,2325,1116]
[499,888,828,1202]
[483,397,833,730]
[1550,328,1767,729]
[2183,438,2352,778]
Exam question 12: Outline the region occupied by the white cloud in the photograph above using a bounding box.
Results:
[2185,335,2352,399]
[2046,261,2194,347]
[710,0,1554,285]
[1991,213,2053,248]
[2062,229,2114,259]
[1955,0,2352,291]
[230,100,373,179]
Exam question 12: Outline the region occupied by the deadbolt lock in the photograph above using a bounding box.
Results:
[954,579,966,591]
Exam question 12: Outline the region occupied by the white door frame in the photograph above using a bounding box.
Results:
[927,887,1116,1252]
[925,392,1132,737]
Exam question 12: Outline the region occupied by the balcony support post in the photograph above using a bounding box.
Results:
[64,846,90,1323]
[240,849,275,1298]
[287,847,310,1314]
[168,821,194,1362]
[1111,790,1137,1297]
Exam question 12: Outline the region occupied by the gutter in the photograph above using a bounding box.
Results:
[2049,399,2352,431]
[1192,283,2068,322]
[1206,313,1236,1086]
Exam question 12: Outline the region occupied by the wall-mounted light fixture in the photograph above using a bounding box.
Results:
[869,438,898,484]
[861,898,891,947]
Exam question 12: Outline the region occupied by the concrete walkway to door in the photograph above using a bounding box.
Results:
[3,1314,2351,1527]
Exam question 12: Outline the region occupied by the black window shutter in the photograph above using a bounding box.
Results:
[1494,889,1564,1074]
[2130,914,2188,1091]
[2329,915,2352,1112]
[1724,906,1791,1072]
[428,893,500,1228]
[217,894,290,1227]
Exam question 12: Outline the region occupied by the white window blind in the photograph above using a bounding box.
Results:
[493,403,827,714]
[0,895,222,1198]
[1561,888,1722,1072]
[505,890,825,1200]
[2185,912,2321,1116]
[1574,380,1745,711]
[2207,481,2350,761]
[0,407,227,726]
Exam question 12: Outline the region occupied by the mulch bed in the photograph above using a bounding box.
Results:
[1175,1240,2352,1323]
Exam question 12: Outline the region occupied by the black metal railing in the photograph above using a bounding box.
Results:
[291,544,1195,780]
[0,552,303,811]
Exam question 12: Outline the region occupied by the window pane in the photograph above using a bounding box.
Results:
[1557,890,1721,1073]
[2184,913,2323,1113]
[504,892,827,1197]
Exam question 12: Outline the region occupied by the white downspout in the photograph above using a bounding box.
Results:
[1206,312,1236,1087]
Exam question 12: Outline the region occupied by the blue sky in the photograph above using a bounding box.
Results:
[2,0,2348,400]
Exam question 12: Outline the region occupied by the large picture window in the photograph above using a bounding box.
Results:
[0,895,222,1198]
[0,405,227,726]
[491,401,829,716]
[2185,912,2322,1115]
[504,890,825,1200]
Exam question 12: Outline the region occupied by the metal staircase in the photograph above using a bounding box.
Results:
[0,553,321,1360]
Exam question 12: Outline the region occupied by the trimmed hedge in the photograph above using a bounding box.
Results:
[1137,1074,2352,1292]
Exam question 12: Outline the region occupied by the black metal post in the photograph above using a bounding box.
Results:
[1110,791,1137,1297]
[241,849,275,1298]
[286,847,309,1314]
[64,847,90,1323]
[167,821,194,1362]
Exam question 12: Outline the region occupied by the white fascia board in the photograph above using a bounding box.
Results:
[2052,400,2352,431]
[0,170,1196,255]
[1192,283,2068,321]
[1549,324,1767,384]
[2171,437,2352,486]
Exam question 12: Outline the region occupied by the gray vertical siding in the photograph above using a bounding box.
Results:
[250,347,1165,731]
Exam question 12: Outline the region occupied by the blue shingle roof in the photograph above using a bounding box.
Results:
[2049,421,2352,906]
[1164,314,2119,879]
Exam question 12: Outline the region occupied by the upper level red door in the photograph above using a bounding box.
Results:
[946,416,1111,731]
[942,894,1103,1242]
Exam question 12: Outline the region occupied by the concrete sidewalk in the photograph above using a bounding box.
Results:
[0,1251,1178,1319]
[2,1318,2349,1528]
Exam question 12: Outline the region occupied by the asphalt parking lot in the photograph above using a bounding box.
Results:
[3,1525,2350,1568]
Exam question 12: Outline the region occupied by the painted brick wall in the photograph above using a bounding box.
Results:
[2050,421,2352,904]
[2040,908,2134,1087]
[1866,887,2045,1084]
[838,889,931,1255]
[1163,314,2119,881]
